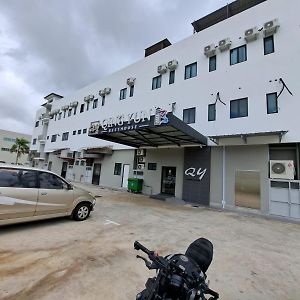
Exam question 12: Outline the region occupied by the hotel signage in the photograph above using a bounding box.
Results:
[89,107,169,135]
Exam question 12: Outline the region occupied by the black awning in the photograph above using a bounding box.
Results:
[88,113,207,148]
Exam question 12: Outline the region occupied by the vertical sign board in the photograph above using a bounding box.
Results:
[182,147,211,205]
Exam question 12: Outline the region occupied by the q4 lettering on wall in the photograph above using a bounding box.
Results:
[184,167,207,180]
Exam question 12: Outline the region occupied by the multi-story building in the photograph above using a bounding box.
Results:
[30,0,300,221]
[0,129,31,164]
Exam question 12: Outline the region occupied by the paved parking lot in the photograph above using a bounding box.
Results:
[0,184,300,300]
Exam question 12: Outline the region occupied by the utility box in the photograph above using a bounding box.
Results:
[128,178,143,193]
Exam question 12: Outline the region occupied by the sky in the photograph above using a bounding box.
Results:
[0,0,229,135]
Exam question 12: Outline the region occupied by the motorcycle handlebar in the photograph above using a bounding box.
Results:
[134,241,154,257]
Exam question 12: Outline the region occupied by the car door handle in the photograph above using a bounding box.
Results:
[41,192,48,196]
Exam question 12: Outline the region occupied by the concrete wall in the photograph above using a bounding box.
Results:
[96,149,135,188]
[0,129,31,164]
[142,148,184,198]
[210,145,269,213]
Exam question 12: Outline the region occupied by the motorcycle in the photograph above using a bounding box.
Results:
[134,238,219,300]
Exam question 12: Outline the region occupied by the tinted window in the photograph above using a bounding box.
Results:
[264,36,274,55]
[129,85,134,97]
[267,93,278,114]
[0,168,37,188]
[230,45,247,65]
[230,98,248,118]
[119,88,127,100]
[152,75,162,90]
[208,104,216,121]
[114,163,122,175]
[209,56,216,72]
[183,107,196,124]
[39,172,65,189]
[185,62,197,79]
[169,70,175,84]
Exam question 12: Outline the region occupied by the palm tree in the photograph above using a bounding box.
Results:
[10,138,30,164]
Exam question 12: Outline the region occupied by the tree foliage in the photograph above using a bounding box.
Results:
[10,138,30,164]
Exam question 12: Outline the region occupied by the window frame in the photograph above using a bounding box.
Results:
[38,171,68,190]
[209,56,217,72]
[264,35,275,55]
[62,132,69,141]
[184,62,197,80]
[80,103,84,113]
[230,45,247,65]
[169,70,175,84]
[266,92,278,114]
[114,163,122,175]
[51,135,57,143]
[230,98,248,119]
[119,88,127,100]
[183,107,196,124]
[129,85,134,97]
[208,104,216,121]
[83,129,87,134]
[152,75,162,90]
[32,138,37,145]
[92,99,98,109]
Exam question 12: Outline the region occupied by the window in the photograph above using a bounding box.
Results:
[39,172,65,189]
[86,101,90,111]
[1,148,10,152]
[264,35,274,55]
[74,106,77,115]
[129,85,134,97]
[35,121,39,127]
[209,56,216,72]
[51,135,57,142]
[101,96,105,106]
[32,138,37,145]
[0,168,37,188]
[48,161,52,171]
[184,62,197,79]
[62,132,69,141]
[119,88,127,100]
[75,160,79,166]
[63,110,66,118]
[93,99,98,109]
[169,70,175,84]
[114,163,122,175]
[80,160,85,166]
[80,104,84,113]
[230,98,248,118]
[230,45,247,65]
[267,93,278,114]
[152,75,162,90]
[78,130,81,135]
[73,130,76,135]
[3,137,16,142]
[47,136,49,140]
[148,163,157,171]
[208,104,216,121]
[68,109,72,117]
[183,107,196,124]
[83,129,87,134]
[58,112,62,120]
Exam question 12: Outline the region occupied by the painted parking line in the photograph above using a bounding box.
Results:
[104,219,120,226]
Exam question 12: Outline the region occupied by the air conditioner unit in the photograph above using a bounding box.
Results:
[157,64,168,74]
[70,101,78,107]
[218,38,231,51]
[127,77,136,86]
[138,156,146,163]
[167,60,178,71]
[270,160,294,180]
[104,87,111,95]
[263,19,279,37]
[137,149,145,156]
[244,27,259,42]
[137,163,145,170]
[204,44,216,57]
[61,105,69,110]
[99,89,106,97]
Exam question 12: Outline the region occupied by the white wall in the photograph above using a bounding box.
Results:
[34,0,300,153]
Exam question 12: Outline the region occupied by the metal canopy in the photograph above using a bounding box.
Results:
[89,113,207,148]
[209,130,288,144]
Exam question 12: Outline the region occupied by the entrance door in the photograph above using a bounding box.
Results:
[92,164,101,185]
[61,162,68,178]
[122,164,130,188]
[161,167,176,195]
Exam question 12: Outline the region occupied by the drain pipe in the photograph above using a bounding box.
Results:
[222,146,226,209]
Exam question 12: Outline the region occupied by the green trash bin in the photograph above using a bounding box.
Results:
[128,178,143,193]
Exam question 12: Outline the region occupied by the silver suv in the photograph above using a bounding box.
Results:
[0,164,96,226]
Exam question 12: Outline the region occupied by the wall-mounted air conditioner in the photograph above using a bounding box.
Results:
[61,105,69,110]
[218,38,231,51]
[104,87,111,95]
[84,95,94,102]
[138,156,146,163]
[99,89,106,97]
[204,44,216,57]
[70,101,78,107]
[270,160,294,180]
[244,27,259,42]
[127,77,136,86]
[167,60,178,71]
[157,64,168,74]
[137,149,145,156]
[263,19,279,37]
[137,163,145,170]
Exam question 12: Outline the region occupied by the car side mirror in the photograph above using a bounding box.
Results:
[67,184,73,190]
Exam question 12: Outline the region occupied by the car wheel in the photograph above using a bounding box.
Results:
[73,203,91,221]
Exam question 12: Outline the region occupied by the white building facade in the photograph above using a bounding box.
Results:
[30,0,300,220]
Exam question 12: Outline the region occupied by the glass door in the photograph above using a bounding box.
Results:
[161,166,176,195]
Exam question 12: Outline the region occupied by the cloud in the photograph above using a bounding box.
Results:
[0,0,228,135]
